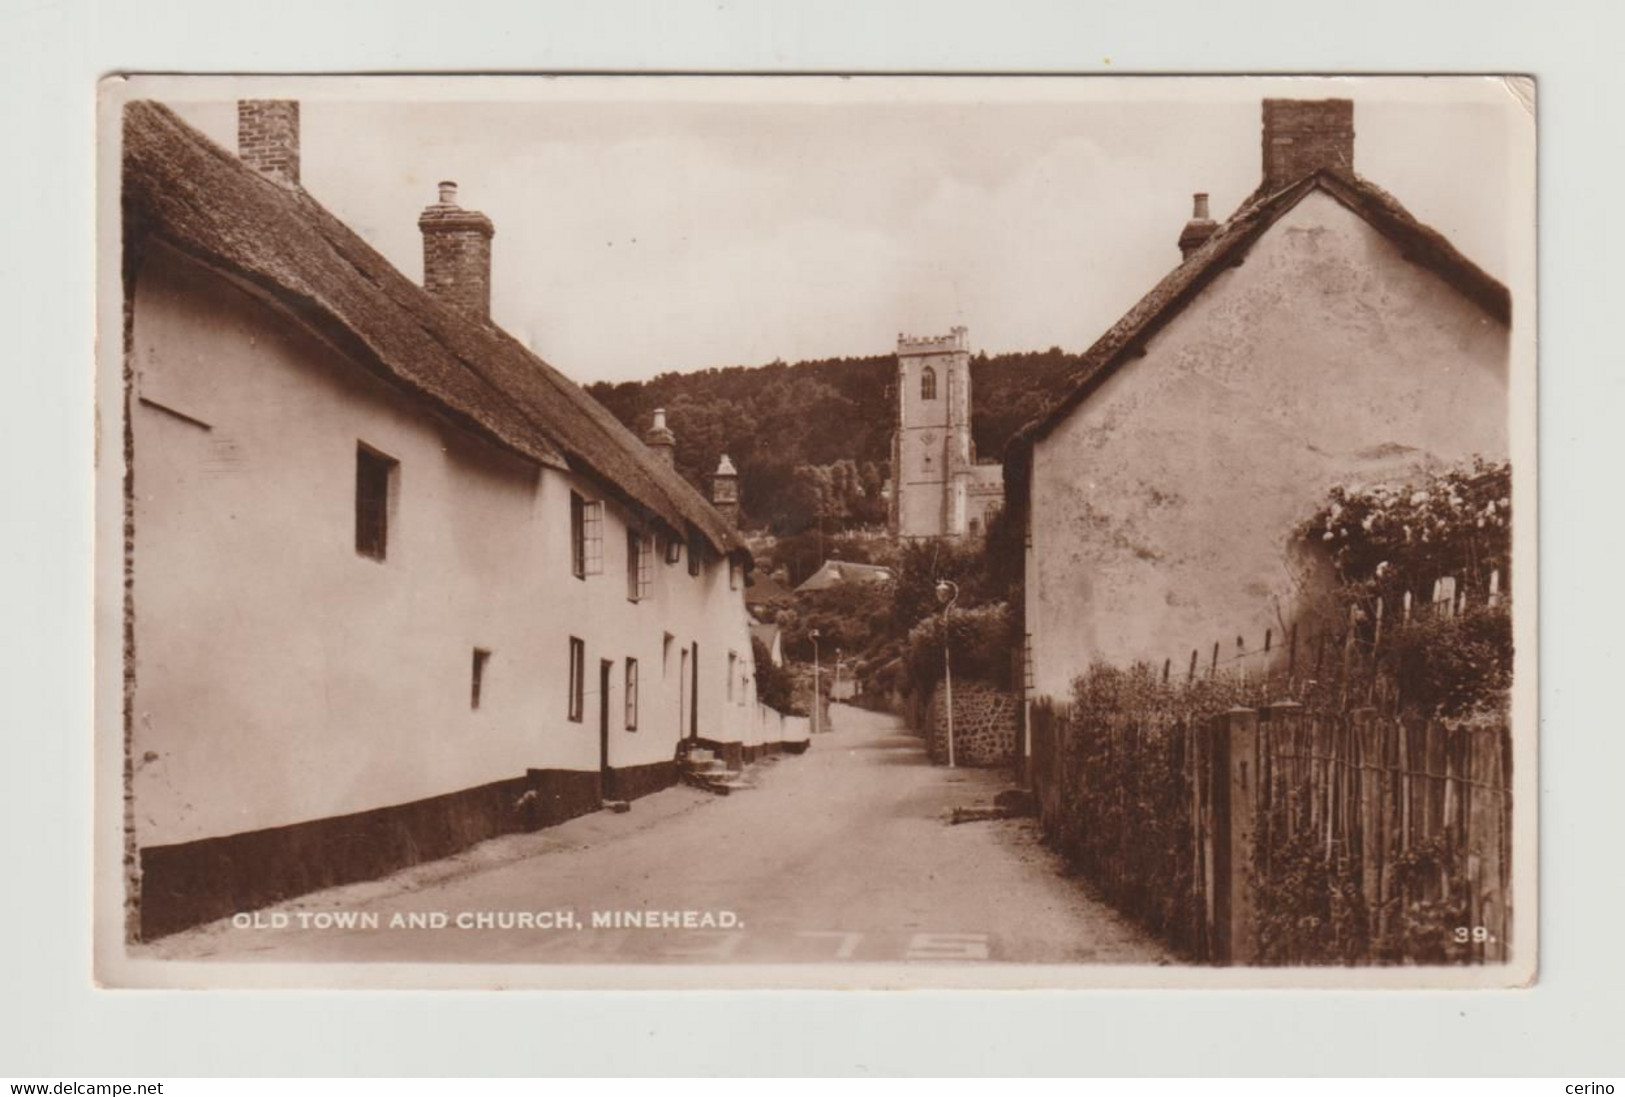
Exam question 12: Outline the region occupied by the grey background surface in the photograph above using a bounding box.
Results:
[3,0,1621,1076]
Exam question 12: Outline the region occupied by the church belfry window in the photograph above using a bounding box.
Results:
[920,365,937,401]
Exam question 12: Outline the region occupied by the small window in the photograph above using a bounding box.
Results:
[471,648,491,710]
[567,637,585,722]
[663,632,674,678]
[1023,633,1035,693]
[664,535,683,566]
[355,443,398,561]
[627,528,652,602]
[920,365,937,401]
[687,533,703,577]
[727,651,737,702]
[625,658,639,730]
[729,558,741,591]
[571,493,603,578]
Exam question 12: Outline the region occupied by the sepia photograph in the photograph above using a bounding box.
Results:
[94,73,1537,989]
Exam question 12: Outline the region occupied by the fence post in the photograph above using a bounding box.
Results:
[1211,707,1259,965]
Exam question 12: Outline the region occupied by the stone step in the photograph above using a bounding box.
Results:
[680,770,753,796]
[686,748,715,764]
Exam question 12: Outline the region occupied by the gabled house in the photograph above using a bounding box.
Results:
[119,100,790,939]
[1005,99,1512,704]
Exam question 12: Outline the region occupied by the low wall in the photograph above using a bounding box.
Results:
[924,678,1019,767]
[758,703,811,748]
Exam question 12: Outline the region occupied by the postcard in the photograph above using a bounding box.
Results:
[95,73,1537,989]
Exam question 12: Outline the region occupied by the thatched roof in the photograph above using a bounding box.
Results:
[122,100,746,559]
[1004,169,1512,485]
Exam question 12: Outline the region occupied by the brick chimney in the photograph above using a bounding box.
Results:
[644,408,677,468]
[1261,98,1355,191]
[1177,192,1217,258]
[418,181,495,322]
[237,101,300,187]
[710,454,740,525]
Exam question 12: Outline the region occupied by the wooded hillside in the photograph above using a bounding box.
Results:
[587,346,1089,534]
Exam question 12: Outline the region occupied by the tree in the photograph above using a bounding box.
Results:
[586,344,1094,533]
[752,636,795,712]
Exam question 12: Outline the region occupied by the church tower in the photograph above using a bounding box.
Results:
[889,326,974,538]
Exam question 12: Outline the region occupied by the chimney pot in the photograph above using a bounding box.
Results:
[1178,190,1218,259]
[418,183,495,322]
[237,100,300,187]
[710,453,740,524]
[644,407,677,467]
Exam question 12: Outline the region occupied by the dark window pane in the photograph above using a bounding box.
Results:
[355,445,396,561]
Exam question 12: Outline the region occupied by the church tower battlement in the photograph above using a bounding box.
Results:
[889,325,1001,540]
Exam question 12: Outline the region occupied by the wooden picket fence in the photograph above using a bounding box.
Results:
[1027,574,1515,966]
[1219,703,1511,966]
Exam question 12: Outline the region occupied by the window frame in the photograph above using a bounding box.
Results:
[354,442,398,562]
[567,637,585,722]
[920,365,937,401]
[627,526,652,602]
[625,657,639,731]
[471,647,491,710]
[571,492,604,578]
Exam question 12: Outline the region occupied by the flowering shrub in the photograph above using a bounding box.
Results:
[1295,457,1510,593]
[1296,458,1513,720]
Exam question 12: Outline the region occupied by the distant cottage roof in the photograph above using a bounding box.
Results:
[744,568,795,608]
[121,100,746,559]
[794,559,895,594]
[1005,169,1512,475]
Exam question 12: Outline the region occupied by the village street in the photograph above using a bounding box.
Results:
[146,705,1167,967]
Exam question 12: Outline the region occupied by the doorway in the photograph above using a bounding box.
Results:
[679,646,690,739]
[685,643,698,747]
[598,659,613,798]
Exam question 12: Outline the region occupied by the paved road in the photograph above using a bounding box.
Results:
[148,705,1168,966]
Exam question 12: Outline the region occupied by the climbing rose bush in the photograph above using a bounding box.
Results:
[1295,457,1510,591]
[1295,457,1513,720]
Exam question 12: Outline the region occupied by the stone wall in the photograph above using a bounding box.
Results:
[924,678,1019,767]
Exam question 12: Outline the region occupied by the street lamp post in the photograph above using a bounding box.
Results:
[810,628,822,735]
[935,579,960,769]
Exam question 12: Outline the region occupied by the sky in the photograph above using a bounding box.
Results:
[167,76,1529,385]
